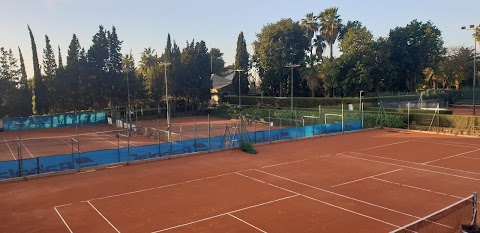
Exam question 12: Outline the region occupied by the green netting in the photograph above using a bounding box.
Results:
[238,115,257,154]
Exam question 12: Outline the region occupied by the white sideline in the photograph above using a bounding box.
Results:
[350,151,480,176]
[331,169,403,188]
[412,138,478,149]
[59,138,80,153]
[87,201,120,233]
[53,204,73,233]
[341,153,480,182]
[151,195,298,232]
[236,172,400,228]
[247,170,426,222]
[358,140,411,151]
[371,178,464,200]
[422,149,480,165]
[261,154,332,168]
[228,213,267,233]
[19,141,35,158]
[3,138,16,160]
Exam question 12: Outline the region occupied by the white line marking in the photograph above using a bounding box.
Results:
[261,155,332,168]
[247,170,424,222]
[3,138,17,160]
[457,155,480,161]
[358,140,411,151]
[54,203,73,208]
[151,195,298,232]
[20,141,35,158]
[54,205,74,233]
[350,151,480,176]
[422,149,480,164]
[85,172,235,202]
[87,201,120,233]
[412,138,480,148]
[331,169,403,188]
[371,178,463,199]
[237,172,400,228]
[59,138,80,153]
[341,153,480,182]
[228,213,267,233]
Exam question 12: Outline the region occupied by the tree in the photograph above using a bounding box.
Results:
[18,47,32,116]
[253,18,309,96]
[43,35,57,111]
[87,25,109,109]
[233,32,250,97]
[301,12,319,63]
[389,20,445,92]
[209,48,225,75]
[28,25,48,114]
[0,48,19,117]
[319,7,342,60]
[339,25,373,56]
[106,26,123,107]
[65,34,82,111]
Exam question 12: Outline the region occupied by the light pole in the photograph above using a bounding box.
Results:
[159,61,172,141]
[234,68,245,107]
[461,24,479,116]
[285,63,300,111]
[125,59,131,156]
[359,90,364,111]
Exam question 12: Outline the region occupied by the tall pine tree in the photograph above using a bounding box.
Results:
[87,25,109,109]
[65,34,81,111]
[28,25,48,114]
[107,26,123,107]
[43,35,57,112]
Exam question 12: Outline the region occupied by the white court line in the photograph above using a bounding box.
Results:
[350,151,480,176]
[243,170,424,222]
[59,138,80,152]
[3,138,17,160]
[228,213,267,233]
[87,201,120,233]
[357,140,411,151]
[410,139,478,149]
[422,149,480,165]
[412,138,480,148]
[341,153,480,182]
[371,178,463,200]
[261,154,332,168]
[331,169,403,188]
[84,172,238,202]
[236,172,401,228]
[457,155,480,161]
[151,195,298,233]
[54,205,74,233]
[19,141,35,158]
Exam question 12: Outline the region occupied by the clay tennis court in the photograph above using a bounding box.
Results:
[1,128,480,232]
[0,116,269,162]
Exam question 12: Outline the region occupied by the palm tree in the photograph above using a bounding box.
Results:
[318,7,342,61]
[301,13,318,45]
[313,34,326,61]
[301,65,320,97]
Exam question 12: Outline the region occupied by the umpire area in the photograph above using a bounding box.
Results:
[1,129,480,232]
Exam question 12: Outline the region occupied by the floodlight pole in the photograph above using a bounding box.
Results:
[159,61,172,141]
[234,69,246,107]
[285,63,300,111]
[359,90,364,111]
[461,25,479,116]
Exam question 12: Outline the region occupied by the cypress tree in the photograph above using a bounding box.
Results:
[18,47,33,116]
[233,31,250,96]
[28,25,48,114]
[43,35,57,111]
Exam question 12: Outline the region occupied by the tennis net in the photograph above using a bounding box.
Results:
[390,193,477,233]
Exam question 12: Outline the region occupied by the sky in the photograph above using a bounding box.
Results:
[0,0,479,79]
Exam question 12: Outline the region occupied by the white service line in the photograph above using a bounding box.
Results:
[350,151,480,176]
[422,149,480,165]
[3,138,16,160]
[261,154,332,169]
[87,201,120,233]
[151,195,298,233]
[331,169,403,188]
[236,172,400,228]
[412,138,480,148]
[19,141,35,158]
[341,153,480,182]
[371,178,463,200]
[357,140,411,151]
[457,155,480,161]
[249,169,448,221]
[228,213,267,233]
[54,205,74,233]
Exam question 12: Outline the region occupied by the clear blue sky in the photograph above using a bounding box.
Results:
[0,0,479,78]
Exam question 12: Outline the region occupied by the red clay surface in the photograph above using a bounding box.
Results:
[1,129,480,232]
[0,116,274,161]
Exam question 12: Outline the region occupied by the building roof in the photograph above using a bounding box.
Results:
[211,74,231,89]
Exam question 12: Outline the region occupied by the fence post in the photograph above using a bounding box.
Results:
[158,131,161,158]
[268,109,271,142]
[361,102,364,129]
[342,103,344,133]
[254,120,257,143]
[193,118,197,152]
[407,102,410,130]
[208,114,211,150]
[295,108,298,140]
